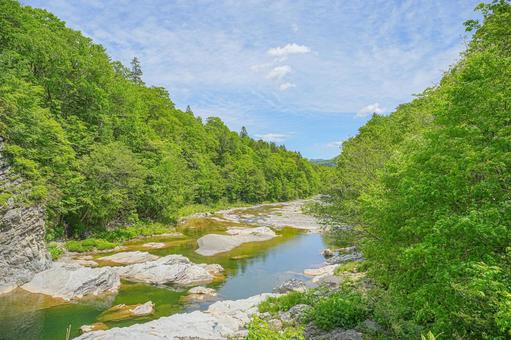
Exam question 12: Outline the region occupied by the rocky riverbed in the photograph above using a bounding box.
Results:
[0,199,354,339]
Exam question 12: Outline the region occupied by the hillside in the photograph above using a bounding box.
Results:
[0,0,320,239]
[321,1,511,337]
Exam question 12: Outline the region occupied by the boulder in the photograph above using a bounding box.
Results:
[199,263,224,275]
[321,248,335,258]
[325,252,364,265]
[185,286,217,301]
[273,279,307,293]
[196,227,276,256]
[130,301,155,316]
[98,251,158,264]
[114,255,219,286]
[75,293,275,340]
[188,286,217,296]
[80,323,108,334]
[21,263,120,301]
[98,301,155,322]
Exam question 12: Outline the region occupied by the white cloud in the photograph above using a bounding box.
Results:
[279,82,296,91]
[356,103,384,117]
[267,43,311,58]
[266,65,292,80]
[256,133,290,143]
[326,140,344,148]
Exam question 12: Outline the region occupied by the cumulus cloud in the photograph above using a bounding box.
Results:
[279,82,296,91]
[256,133,290,143]
[267,43,311,58]
[356,103,385,117]
[266,65,292,80]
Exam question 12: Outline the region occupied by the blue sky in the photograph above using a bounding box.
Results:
[24,0,481,159]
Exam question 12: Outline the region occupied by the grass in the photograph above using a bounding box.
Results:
[334,260,369,275]
[47,242,63,260]
[65,238,118,252]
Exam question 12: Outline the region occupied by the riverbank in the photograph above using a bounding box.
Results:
[0,199,344,339]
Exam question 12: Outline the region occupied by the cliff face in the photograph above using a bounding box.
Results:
[0,137,51,294]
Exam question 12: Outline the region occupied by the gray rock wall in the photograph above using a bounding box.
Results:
[0,136,51,293]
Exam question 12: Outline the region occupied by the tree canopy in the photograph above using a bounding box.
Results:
[0,0,320,237]
[322,1,511,337]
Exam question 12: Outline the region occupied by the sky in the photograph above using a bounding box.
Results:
[23,0,481,159]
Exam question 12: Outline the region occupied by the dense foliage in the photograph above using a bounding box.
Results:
[0,0,320,238]
[323,1,511,338]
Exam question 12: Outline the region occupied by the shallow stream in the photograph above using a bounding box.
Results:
[0,203,335,340]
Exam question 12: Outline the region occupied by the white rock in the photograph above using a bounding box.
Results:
[75,259,98,267]
[199,263,224,275]
[98,251,158,264]
[196,227,276,256]
[75,293,275,340]
[21,263,120,301]
[217,199,322,230]
[0,283,17,295]
[188,286,217,296]
[114,255,218,286]
[142,242,166,249]
[304,264,339,277]
[130,301,154,316]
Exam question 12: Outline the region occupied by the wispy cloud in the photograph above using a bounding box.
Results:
[266,65,292,80]
[267,43,311,59]
[356,103,385,117]
[22,0,481,158]
[279,82,296,91]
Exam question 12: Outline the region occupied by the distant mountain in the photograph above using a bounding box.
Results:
[310,158,336,167]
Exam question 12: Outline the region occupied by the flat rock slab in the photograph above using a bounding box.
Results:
[21,263,120,301]
[142,242,166,249]
[114,255,220,286]
[75,293,275,340]
[98,251,158,264]
[218,199,322,230]
[98,301,154,322]
[196,227,276,256]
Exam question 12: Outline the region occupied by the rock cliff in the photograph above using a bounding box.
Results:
[0,136,51,294]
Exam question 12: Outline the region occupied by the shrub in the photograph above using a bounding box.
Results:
[47,242,63,260]
[246,316,304,340]
[308,289,368,330]
[258,291,314,315]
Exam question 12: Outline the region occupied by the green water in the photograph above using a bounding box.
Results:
[0,215,335,340]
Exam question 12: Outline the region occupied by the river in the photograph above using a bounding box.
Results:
[0,200,337,340]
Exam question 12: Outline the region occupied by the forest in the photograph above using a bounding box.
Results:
[320,0,511,338]
[0,0,320,239]
[1,0,511,339]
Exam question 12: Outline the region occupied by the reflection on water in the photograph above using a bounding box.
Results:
[0,218,330,340]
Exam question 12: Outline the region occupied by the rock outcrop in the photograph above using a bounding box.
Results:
[98,251,158,264]
[75,293,275,340]
[196,227,276,256]
[114,255,220,286]
[0,136,51,294]
[21,263,120,300]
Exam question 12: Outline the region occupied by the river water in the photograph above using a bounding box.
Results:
[0,203,333,340]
